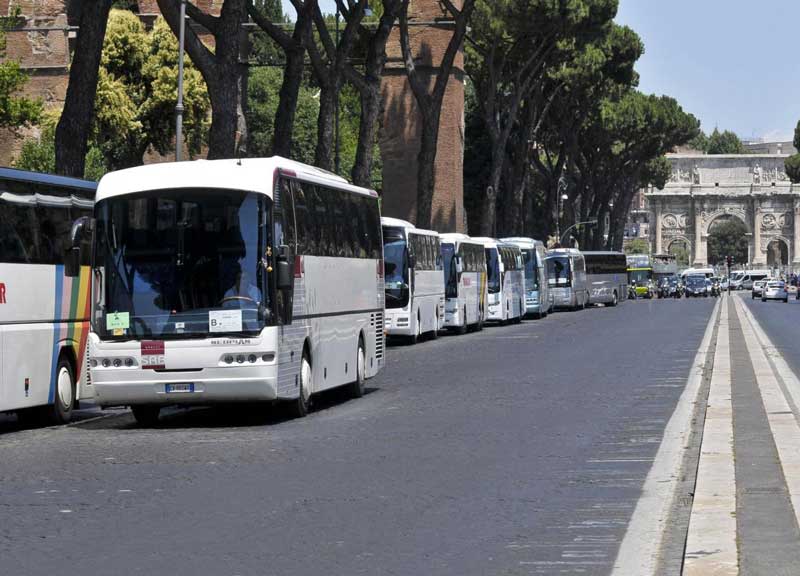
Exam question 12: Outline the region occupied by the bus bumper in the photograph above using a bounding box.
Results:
[384,308,414,336]
[444,300,465,328]
[91,366,279,406]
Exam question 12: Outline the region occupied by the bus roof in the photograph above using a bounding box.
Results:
[581,251,625,256]
[96,157,376,203]
[500,237,543,249]
[380,217,438,237]
[0,166,97,192]
[439,232,482,247]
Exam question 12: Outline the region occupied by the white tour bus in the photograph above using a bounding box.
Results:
[501,237,551,318]
[473,237,525,324]
[80,158,385,424]
[582,251,628,306]
[382,217,445,342]
[440,233,488,333]
[546,248,589,310]
[0,167,96,424]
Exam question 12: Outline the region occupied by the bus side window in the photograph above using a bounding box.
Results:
[291,180,311,255]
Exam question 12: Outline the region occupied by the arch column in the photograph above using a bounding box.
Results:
[793,198,800,269]
[693,198,706,266]
[752,199,765,265]
[654,200,663,254]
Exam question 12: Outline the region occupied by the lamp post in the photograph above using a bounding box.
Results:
[556,175,568,242]
[175,0,186,162]
[561,219,598,248]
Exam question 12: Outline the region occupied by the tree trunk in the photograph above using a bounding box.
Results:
[55,0,112,178]
[314,82,336,171]
[273,43,305,158]
[415,108,440,229]
[480,148,504,236]
[351,80,381,188]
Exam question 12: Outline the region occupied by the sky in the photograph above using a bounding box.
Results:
[283,0,800,142]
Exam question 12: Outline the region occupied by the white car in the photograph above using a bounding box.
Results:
[762,281,788,303]
[751,279,768,299]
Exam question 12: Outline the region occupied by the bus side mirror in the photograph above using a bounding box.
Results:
[65,247,81,278]
[455,257,463,275]
[408,253,417,269]
[277,245,293,290]
[66,216,94,278]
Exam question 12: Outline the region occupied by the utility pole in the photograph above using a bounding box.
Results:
[175,0,186,162]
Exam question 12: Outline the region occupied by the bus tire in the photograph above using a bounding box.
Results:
[610,291,618,307]
[131,405,160,427]
[287,351,312,418]
[430,314,439,340]
[42,355,75,425]
[348,339,366,399]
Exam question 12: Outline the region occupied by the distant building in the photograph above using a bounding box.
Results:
[743,139,797,155]
[623,189,651,251]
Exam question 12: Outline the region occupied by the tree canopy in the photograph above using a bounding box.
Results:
[785,119,800,184]
[707,217,748,265]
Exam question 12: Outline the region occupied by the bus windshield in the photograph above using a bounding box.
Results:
[383,229,409,309]
[523,249,539,290]
[629,269,653,284]
[547,257,571,287]
[486,248,501,293]
[442,243,457,298]
[94,188,272,340]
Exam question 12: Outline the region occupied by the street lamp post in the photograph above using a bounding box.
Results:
[175,0,186,162]
[556,176,568,243]
[561,219,598,248]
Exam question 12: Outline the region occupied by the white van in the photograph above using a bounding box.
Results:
[731,269,771,290]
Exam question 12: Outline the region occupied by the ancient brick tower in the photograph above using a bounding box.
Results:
[379,0,466,233]
[1,0,466,232]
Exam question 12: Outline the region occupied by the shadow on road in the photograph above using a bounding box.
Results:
[73,386,380,432]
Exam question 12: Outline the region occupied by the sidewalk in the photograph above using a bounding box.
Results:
[683,293,800,575]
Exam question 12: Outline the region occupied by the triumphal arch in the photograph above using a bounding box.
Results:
[647,154,798,268]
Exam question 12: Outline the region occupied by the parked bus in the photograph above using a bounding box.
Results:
[546,248,588,310]
[440,233,488,333]
[582,251,628,306]
[0,167,96,424]
[80,158,385,424]
[501,237,551,318]
[382,217,445,343]
[627,253,654,298]
[473,237,525,324]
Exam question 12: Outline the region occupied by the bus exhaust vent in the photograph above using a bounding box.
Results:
[84,346,92,386]
[371,312,384,360]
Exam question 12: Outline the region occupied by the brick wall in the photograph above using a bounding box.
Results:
[379,0,466,233]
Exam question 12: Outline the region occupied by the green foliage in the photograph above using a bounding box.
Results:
[785,153,800,184]
[91,12,209,168]
[250,0,287,65]
[247,67,318,164]
[15,108,106,179]
[0,9,43,129]
[687,130,709,153]
[706,128,745,154]
[624,238,650,255]
[669,243,690,267]
[707,218,748,265]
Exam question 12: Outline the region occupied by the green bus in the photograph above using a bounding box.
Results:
[627,254,654,298]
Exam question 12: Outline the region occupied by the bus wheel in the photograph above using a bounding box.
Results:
[287,352,312,418]
[131,405,160,427]
[610,291,618,307]
[43,356,75,425]
[348,340,366,399]
[430,314,439,340]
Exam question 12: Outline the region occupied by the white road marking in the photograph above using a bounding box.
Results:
[683,297,738,575]
[611,298,720,576]
[734,295,800,533]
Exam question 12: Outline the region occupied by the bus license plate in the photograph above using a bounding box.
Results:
[165,383,195,394]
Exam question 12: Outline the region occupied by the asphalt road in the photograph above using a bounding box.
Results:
[0,297,717,576]
[740,290,800,375]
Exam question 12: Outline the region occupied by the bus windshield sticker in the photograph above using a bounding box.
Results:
[106,312,130,331]
[209,310,243,333]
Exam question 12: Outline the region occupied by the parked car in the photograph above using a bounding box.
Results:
[684,275,708,297]
[762,281,788,303]
[752,279,768,299]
